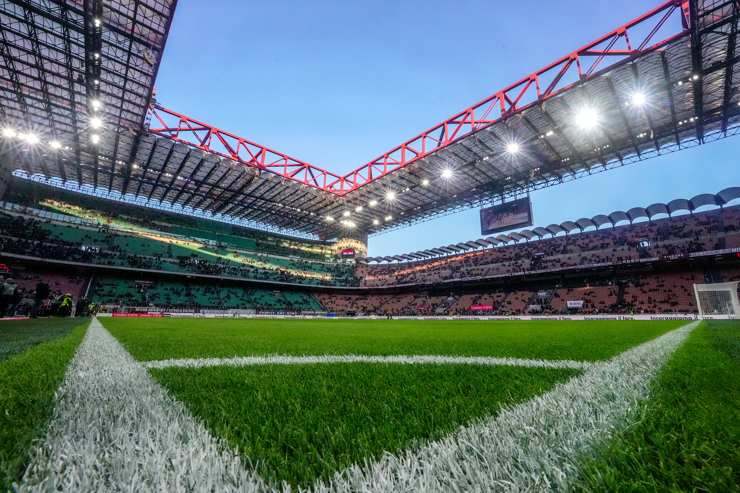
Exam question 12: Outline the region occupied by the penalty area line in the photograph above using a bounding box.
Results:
[315,321,700,492]
[142,354,594,371]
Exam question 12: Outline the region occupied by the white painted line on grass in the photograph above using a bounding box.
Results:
[18,318,271,492]
[143,354,594,371]
[315,321,700,492]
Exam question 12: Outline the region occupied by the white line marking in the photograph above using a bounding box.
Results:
[18,319,697,492]
[143,354,594,371]
[18,318,270,492]
[315,321,699,492]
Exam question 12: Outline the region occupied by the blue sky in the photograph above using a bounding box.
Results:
[154,1,740,256]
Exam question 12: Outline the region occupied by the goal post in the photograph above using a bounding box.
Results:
[693,281,740,319]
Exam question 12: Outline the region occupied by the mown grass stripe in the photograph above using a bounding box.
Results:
[316,322,699,492]
[143,354,593,371]
[0,320,87,491]
[18,319,269,492]
[573,320,739,491]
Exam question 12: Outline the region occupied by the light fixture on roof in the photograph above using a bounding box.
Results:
[90,134,101,145]
[385,190,396,201]
[49,140,62,150]
[1,127,16,138]
[342,210,351,217]
[384,214,393,221]
[93,17,102,27]
[325,215,334,222]
[505,142,521,155]
[692,74,699,81]
[368,199,378,207]
[421,178,430,187]
[574,106,600,131]
[341,219,356,229]
[20,132,39,145]
[629,91,647,108]
[90,99,103,111]
[372,218,380,226]
[354,205,363,212]
[89,116,103,129]
[441,168,453,179]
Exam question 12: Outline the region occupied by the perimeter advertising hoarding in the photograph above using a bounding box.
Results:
[479,197,533,235]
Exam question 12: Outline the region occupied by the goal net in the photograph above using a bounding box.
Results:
[693,281,740,319]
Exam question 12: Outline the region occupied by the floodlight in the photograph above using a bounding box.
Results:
[385,190,396,201]
[372,219,380,226]
[90,134,101,145]
[629,91,647,107]
[93,17,102,27]
[90,99,103,111]
[1,127,16,138]
[22,132,39,145]
[342,210,351,217]
[49,140,62,150]
[505,142,521,155]
[574,106,600,131]
[368,199,378,207]
[325,215,334,222]
[89,116,103,129]
[354,206,363,212]
[421,178,430,187]
[441,168,453,179]
[384,215,393,221]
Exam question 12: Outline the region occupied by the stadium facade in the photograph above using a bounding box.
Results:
[0,0,739,317]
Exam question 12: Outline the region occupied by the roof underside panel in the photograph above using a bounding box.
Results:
[3,0,740,241]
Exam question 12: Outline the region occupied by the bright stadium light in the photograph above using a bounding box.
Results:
[1,127,16,138]
[574,106,600,131]
[325,215,334,222]
[629,91,647,108]
[90,98,103,111]
[368,199,378,207]
[441,168,453,179]
[49,140,62,150]
[354,205,363,212]
[372,218,380,226]
[90,134,101,145]
[384,214,393,222]
[505,142,521,155]
[421,178,430,187]
[342,210,351,217]
[89,116,104,129]
[20,132,39,145]
[385,190,396,202]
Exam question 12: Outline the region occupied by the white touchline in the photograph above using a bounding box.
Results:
[143,354,594,371]
[314,321,700,492]
[17,318,272,493]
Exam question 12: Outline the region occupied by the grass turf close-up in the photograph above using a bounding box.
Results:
[102,318,683,362]
[151,362,578,488]
[0,317,86,361]
[0,319,88,490]
[574,320,740,492]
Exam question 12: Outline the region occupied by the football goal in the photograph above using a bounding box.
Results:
[693,281,740,319]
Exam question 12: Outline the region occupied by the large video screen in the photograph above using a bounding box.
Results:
[480,197,533,235]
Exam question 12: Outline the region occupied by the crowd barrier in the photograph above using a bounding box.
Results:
[99,312,713,321]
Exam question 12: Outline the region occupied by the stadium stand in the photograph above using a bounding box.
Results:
[1,188,738,317]
[362,205,740,287]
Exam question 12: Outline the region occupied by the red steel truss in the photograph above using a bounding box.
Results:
[147,0,691,196]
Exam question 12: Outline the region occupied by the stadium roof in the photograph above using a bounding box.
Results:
[2,0,740,240]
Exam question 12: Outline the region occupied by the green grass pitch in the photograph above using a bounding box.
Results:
[102,317,684,361]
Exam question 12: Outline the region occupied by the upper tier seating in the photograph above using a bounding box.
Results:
[363,206,740,287]
[0,203,358,287]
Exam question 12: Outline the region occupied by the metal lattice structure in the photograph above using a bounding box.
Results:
[2,0,740,240]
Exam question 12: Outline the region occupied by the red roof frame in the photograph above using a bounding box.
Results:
[147,0,691,196]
